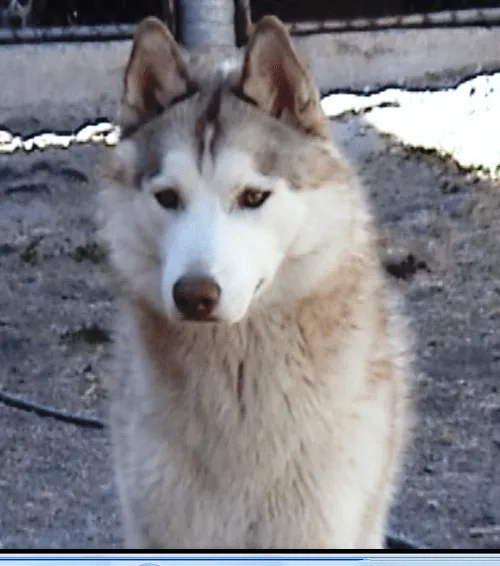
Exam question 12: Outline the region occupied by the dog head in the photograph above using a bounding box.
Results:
[100,15,364,324]
[0,0,33,27]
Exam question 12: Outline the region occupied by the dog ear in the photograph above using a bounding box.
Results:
[237,15,329,138]
[118,17,194,136]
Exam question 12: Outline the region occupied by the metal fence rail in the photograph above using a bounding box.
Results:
[0,5,499,45]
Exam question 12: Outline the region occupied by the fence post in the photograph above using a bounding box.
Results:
[177,0,236,47]
[161,0,177,37]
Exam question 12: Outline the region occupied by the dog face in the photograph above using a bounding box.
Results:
[0,0,33,27]
[100,16,359,324]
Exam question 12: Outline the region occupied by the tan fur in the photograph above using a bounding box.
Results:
[97,15,414,549]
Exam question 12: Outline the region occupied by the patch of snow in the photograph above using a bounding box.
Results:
[321,72,500,178]
[0,122,119,154]
[0,73,498,180]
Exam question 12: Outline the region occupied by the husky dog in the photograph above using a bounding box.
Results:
[98,14,414,549]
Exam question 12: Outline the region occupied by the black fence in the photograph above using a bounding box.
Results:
[1,0,499,28]
[252,0,500,22]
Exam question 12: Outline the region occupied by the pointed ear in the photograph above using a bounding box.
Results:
[118,16,195,136]
[237,15,329,139]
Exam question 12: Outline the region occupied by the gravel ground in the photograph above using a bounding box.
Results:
[0,87,500,549]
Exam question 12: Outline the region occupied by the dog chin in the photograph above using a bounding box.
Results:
[165,310,244,326]
[160,298,244,326]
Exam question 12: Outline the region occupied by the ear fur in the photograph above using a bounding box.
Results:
[118,16,195,136]
[238,15,329,138]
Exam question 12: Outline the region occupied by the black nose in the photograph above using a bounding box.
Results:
[8,13,23,27]
[172,275,221,321]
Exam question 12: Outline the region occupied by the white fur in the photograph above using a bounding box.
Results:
[144,146,349,323]
[99,16,414,548]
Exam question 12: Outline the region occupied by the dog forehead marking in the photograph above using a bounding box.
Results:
[194,82,224,172]
[200,124,215,178]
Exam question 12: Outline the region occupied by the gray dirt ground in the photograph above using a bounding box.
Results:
[0,107,500,549]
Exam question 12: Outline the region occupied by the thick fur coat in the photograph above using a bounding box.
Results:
[97,15,414,549]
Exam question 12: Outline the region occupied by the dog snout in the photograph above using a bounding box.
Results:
[7,12,23,27]
[172,275,221,321]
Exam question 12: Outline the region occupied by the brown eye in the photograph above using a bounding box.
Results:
[238,188,271,209]
[154,188,181,210]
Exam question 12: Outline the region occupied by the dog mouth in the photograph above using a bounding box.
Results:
[254,278,266,295]
[180,314,219,323]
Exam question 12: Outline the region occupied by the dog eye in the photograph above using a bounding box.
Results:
[154,188,181,210]
[238,188,271,209]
